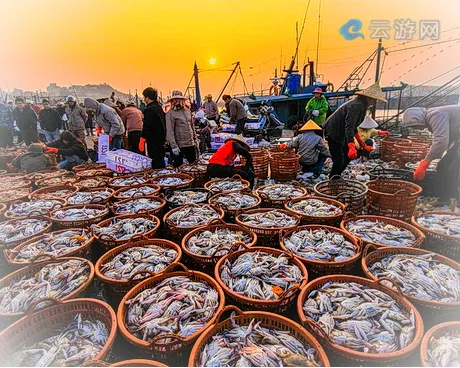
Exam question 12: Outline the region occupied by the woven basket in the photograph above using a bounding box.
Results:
[297,275,424,365]
[280,225,362,276]
[0,203,6,222]
[4,198,66,219]
[394,142,429,166]
[29,184,78,200]
[341,213,425,249]
[269,152,301,181]
[179,164,208,187]
[188,305,330,367]
[256,183,308,208]
[0,178,31,191]
[27,169,68,183]
[109,360,167,367]
[362,244,460,322]
[144,167,178,179]
[67,188,115,205]
[0,298,117,365]
[72,162,107,173]
[420,322,460,367]
[113,184,162,201]
[407,135,433,146]
[117,263,225,356]
[35,174,79,188]
[240,149,270,179]
[110,195,166,217]
[151,173,194,191]
[0,216,53,249]
[95,237,181,301]
[0,257,95,328]
[380,137,412,162]
[75,176,111,189]
[76,168,113,178]
[411,211,460,261]
[215,246,308,312]
[92,214,161,251]
[164,187,211,209]
[366,179,422,220]
[209,192,261,218]
[284,196,346,226]
[369,164,413,181]
[181,221,257,272]
[49,204,110,229]
[4,229,94,267]
[0,154,15,170]
[204,175,250,194]
[0,187,31,207]
[108,174,149,189]
[313,176,368,215]
[235,208,300,246]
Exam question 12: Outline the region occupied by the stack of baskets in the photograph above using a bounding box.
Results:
[394,142,430,166]
[269,151,301,181]
[380,137,412,162]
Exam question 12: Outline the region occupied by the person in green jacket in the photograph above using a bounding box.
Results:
[305,87,329,128]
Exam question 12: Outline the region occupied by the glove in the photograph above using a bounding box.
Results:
[363,145,374,153]
[279,143,287,149]
[109,136,113,143]
[172,147,180,156]
[139,138,146,153]
[378,130,391,136]
[95,126,102,136]
[347,143,358,160]
[414,159,430,181]
[45,147,58,154]
[312,110,320,117]
[354,133,366,149]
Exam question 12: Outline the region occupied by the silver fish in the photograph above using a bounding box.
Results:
[166,204,221,227]
[51,207,106,221]
[258,184,305,200]
[287,199,343,217]
[125,275,219,341]
[100,245,178,280]
[427,330,460,367]
[208,179,247,193]
[238,210,297,228]
[116,185,158,199]
[415,213,460,238]
[186,228,252,257]
[0,188,30,203]
[167,190,208,206]
[67,189,112,205]
[212,193,258,210]
[220,251,303,300]
[111,175,147,187]
[7,199,63,217]
[112,197,162,215]
[92,217,157,241]
[0,218,49,243]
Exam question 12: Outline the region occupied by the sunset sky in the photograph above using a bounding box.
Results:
[2,0,459,98]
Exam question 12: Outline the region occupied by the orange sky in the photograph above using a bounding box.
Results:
[2,0,460,98]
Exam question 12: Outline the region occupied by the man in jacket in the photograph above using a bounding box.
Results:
[323,82,386,177]
[0,102,14,147]
[65,96,87,148]
[39,99,62,143]
[84,98,125,150]
[138,88,166,169]
[305,87,329,133]
[121,101,143,154]
[402,105,460,205]
[223,95,247,134]
[203,94,219,122]
[11,143,52,173]
[13,97,39,145]
[45,131,88,170]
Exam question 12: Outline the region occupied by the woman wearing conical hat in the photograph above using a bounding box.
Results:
[323,82,387,177]
[354,116,390,159]
[279,120,330,174]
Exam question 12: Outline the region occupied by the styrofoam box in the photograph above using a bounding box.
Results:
[106,150,152,173]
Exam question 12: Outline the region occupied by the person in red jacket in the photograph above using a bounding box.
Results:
[207,135,254,187]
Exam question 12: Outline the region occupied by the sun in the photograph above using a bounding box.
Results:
[209,58,216,65]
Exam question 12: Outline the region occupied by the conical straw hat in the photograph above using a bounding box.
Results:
[355,82,387,102]
[225,134,250,149]
[359,116,379,129]
[299,119,322,132]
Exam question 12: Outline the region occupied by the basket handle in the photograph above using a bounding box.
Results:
[29,253,57,264]
[329,175,344,182]
[25,296,62,315]
[278,284,301,302]
[99,233,118,241]
[259,192,269,200]
[127,270,157,283]
[170,262,190,273]
[369,164,385,173]
[147,333,187,347]
[209,218,226,226]
[90,196,106,204]
[209,241,248,259]
[302,317,329,342]
[3,249,15,262]
[28,210,47,217]
[342,211,357,221]
[392,189,412,197]
[362,243,379,260]
[214,305,244,325]
[231,174,243,180]
[83,360,109,367]
[374,277,404,298]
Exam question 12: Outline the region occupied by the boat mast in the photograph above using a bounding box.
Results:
[315,0,322,76]
[372,38,384,118]
[194,61,201,108]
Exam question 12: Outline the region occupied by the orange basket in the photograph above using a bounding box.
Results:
[108,360,167,367]
[0,216,52,249]
[151,173,194,191]
[341,212,425,249]
[92,214,161,251]
[179,163,208,187]
[366,179,422,220]
[411,211,460,261]
[144,167,178,180]
[256,183,308,208]
[113,183,162,201]
[420,322,460,367]
[215,246,308,312]
[108,174,149,189]
[27,169,68,183]
[4,198,66,219]
[0,298,117,366]
[209,192,261,218]
[75,176,111,189]
[95,237,181,301]
[394,142,429,166]
[0,177,31,191]
[109,195,166,217]
[297,275,424,365]
[76,168,114,178]
[0,257,94,328]
[362,244,460,322]
[0,187,31,207]
[269,152,301,181]
[0,203,6,222]
[67,187,115,205]
[280,225,362,276]
[284,196,347,226]
[380,137,412,162]
[35,173,79,188]
[204,175,250,194]
[117,263,225,356]
[4,228,94,267]
[240,148,270,179]
[188,305,330,367]
[72,162,107,173]
[29,184,78,200]
[49,204,110,229]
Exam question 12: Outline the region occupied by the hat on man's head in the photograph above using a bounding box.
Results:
[355,81,387,102]
[313,87,324,94]
[299,119,322,132]
[15,97,25,103]
[225,134,250,150]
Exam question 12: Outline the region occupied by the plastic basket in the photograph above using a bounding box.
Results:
[72,162,107,173]
[75,176,111,189]
[394,142,429,166]
[380,137,412,162]
[108,174,149,189]
[0,187,31,207]
[110,195,166,217]
[209,192,261,218]
[204,175,250,194]
[164,187,211,209]
[35,174,78,188]
[369,164,413,181]
[76,168,114,178]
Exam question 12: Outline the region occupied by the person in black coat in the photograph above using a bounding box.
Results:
[45,130,88,170]
[0,102,14,147]
[139,87,166,169]
[39,99,62,143]
[13,97,39,145]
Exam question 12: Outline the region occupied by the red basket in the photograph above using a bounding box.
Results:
[75,176,111,189]
[380,137,412,162]
[204,175,250,194]
[394,142,429,166]
[66,187,115,205]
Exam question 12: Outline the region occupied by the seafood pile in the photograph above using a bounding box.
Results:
[199,153,214,165]
[76,169,111,177]
[167,190,208,205]
[33,188,76,200]
[181,164,207,173]
[220,251,303,300]
[415,213,460,238]
[426,330,460,367]
[37,176,78,186]
[415,196,460,214]
[258,184,305,200]
[111,175,147,187]
[186,228,253,257]
[198,316,322,367]
[238,210,297,228]
[10,229,92,262]
[341,159,399,182]
[1,175,27,185]
[100,245,178,280]
[146,168,177,178]
[287,199,343,217]
[112,197,162,215]
[166,205,221,227]
[6,199,63,217]
[28,170,66,181]
[406,159,440,171]
[115,185,159,199]
[208,179,247,193]
[303,281,416,353]
[0,188,30,203]
[124,276,219,340]
[368,253,460,302]
[67,189,113,204]
[0,218,49,243]
[345,219,417,246]
[7,314,108,367]
[211,193,258,210]
[283,228,358,262]
[0,179,30,191]
[153,176,189,187]
[92,217,157,241]
[0,259,89,313]
[51,207,107,221]
[76,177,109,188]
